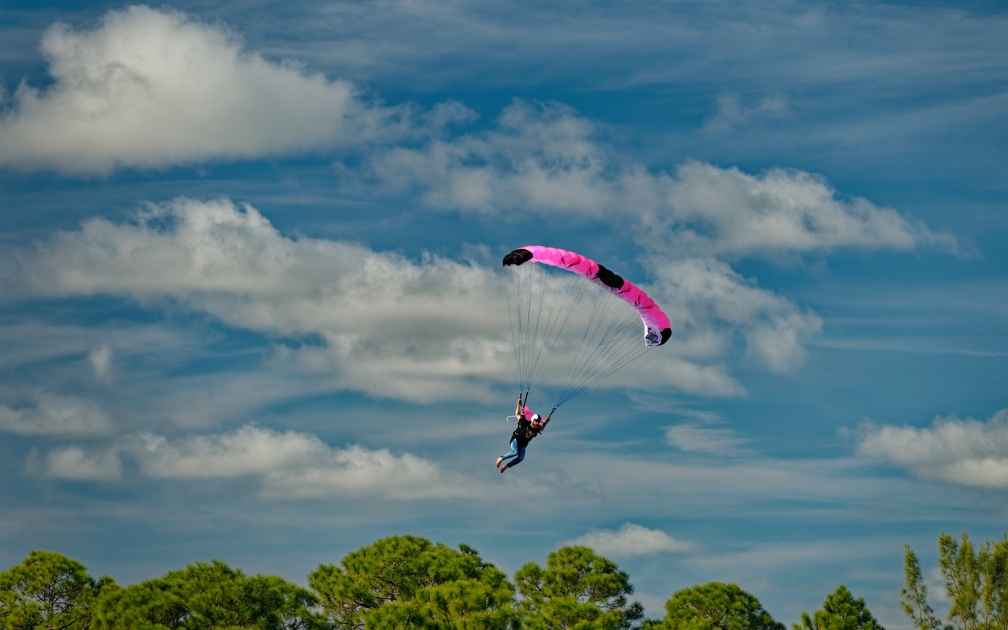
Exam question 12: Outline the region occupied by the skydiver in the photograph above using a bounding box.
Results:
[496,397,550,473]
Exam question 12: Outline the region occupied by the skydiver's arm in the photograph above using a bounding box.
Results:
[516,398,523,418]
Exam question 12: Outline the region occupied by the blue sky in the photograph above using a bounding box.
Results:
[1,1,1006,626]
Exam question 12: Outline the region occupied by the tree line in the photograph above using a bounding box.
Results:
[1,531,1005,629]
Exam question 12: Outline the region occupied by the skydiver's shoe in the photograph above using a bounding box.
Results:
[500,464,508,473]
[495,456,503,468]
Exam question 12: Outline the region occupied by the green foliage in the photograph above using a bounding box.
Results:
[658,581,785,630]
[939,531,1008,630]
[903,531,1008,630]
[91,559,322,630]
[514,545,644,629]
[9,534,938,630]
[0,549,105,630]
[793,584,884,630]
[901,542,941,630]
[308,535,518,629]
[364,576,519,629]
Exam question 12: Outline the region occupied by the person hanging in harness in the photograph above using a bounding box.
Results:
[496,396,551,473]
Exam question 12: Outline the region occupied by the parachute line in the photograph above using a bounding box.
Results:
[552,291,652,407]
[504,262,591,398]
[502,246,670,411]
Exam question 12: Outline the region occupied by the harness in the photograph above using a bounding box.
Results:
[510,418,540,447]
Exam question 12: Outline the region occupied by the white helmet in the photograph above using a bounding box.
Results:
[531,414,541,422]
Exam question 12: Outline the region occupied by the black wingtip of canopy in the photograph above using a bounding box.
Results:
[503,248,534,267]
[659,327,672,346]
[594,264,624,291]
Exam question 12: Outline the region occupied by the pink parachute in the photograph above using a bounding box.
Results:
[502,245,671,410]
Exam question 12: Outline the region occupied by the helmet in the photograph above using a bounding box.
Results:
[531,414,541,422]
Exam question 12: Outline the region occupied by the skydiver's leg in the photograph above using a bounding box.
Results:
[508,446,527,468]
[499,439,519,464]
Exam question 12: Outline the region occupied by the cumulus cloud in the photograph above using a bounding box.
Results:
[565,523,697,558]
[129,426,332,479]
[658,161,958,257]
[259,444,470,500]
[357,101,956,259]
[651,257,822,373]
[0,9,955,401]
[5,197,513,402]
[342,121,947,383]
[27,424,490,499]
[0,5,381,174]
[0,389,114,437]
[3,197,767,400]
[26,445,123,481]
[856,409,1008,488]
[362,100,625,215]
[0,174,947,403]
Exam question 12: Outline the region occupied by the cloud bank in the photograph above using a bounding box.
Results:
[3,197,823,400]
[0,6,959,408]
[5,197,513,402]
[357,101,957,260]
[25,424,488,499]
[0,389,114,437]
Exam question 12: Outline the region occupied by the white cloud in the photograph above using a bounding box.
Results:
[565,523,697,558]
[3,197,762,400]
[657,161,958,258]
[0,185,945,403]
[128,426,331,479]
[651,257,822,374]
[0,7,955,404]
[0,389,114,437]
[28,424,493,499]
[649,358,746,398]
[857,409,1008,488]
[347,98,952,376]
[259,443,478,500]
[357,101,956,260]
[0,5,378,174]
[26,445,123,481]
[89,344,113,383]
[362,100,624,216]
[6,197,508,402]
[665,422,751,455]
[702,92,791,133]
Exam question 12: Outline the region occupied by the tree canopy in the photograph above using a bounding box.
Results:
[794,584,883,630]
[653,581,785,630]
[0,549,108,630]
[514,545,644,629]
[308,535,518,629]
[92,559,322,630]
[10,531,1005,630]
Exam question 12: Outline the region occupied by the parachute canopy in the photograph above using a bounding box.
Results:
[502,245,671,410]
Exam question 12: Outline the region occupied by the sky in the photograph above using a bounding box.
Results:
[1,0,1006,626]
